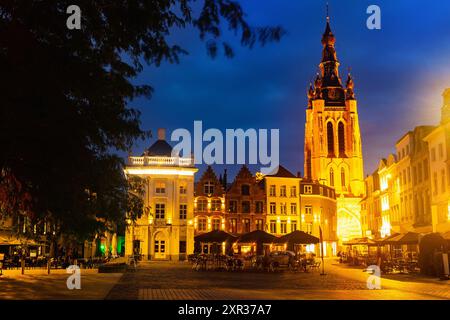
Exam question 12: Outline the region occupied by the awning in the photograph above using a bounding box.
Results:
[274,230,319,245]
[237,230,277,244]
[383,232,420,245]
[441,231,450,241]
[194,230,237,243]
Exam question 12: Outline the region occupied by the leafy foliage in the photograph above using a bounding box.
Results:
[0,0,283,240]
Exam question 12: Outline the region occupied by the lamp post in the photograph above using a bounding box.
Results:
[319,225,326,276]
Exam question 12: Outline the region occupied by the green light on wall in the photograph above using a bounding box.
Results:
[100,244,106,254]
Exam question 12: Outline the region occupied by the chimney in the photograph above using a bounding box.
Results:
[297,171,302,178]
[157,128,166,140]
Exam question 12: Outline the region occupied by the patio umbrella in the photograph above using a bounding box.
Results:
[237,230,277,244]
[194,230,237,243]
[442,231,450,242]
[343,237,377,246]
[275,230,319,245]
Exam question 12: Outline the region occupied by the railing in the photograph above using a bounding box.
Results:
[128,156,194,167]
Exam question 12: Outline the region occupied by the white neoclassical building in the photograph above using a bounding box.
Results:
[124,129,198,260]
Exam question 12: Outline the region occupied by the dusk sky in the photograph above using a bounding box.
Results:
[130,0,450,180]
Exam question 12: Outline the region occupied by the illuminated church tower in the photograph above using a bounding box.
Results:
[304,14,364,242]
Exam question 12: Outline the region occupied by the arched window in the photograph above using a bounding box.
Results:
[330,168,334,186]
[327,122,334,156]
[341,168,346,188]
[338,122,345,156]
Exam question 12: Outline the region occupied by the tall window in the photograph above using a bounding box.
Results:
[269,185,276,197]
[255,201,264,213]
[341,168,346,188]
[211,199,221,211]
[229,200,237,213]
[280,203,287,215]
[241,184,250,195]
[242,219,251,233]
[327,122,334,156]
[230,219,237,233]
[330,168,335,186]
[280,186,287,197]
[241,201,250,213]
[179,185,187,194]
[204,181,214,194]
[155,203,165,219]
[212,218,221,230]
[338,122,345,156]
[198,218,207,231]
[256,219,264,230]
[270,220,277,234]
[197,199,207,212]
[290,186,297,197]
[290,203,297,215]
[270,202,276,214]
[291,221,297,232]
[280,221,287,234]
[179,204,187,220]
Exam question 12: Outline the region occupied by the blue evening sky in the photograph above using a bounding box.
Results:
[129,0,450,180]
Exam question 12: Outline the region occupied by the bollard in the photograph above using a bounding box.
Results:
[21,257,25,275]
[47,260,51,275]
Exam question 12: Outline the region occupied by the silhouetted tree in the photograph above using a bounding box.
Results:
[0,1,284,241]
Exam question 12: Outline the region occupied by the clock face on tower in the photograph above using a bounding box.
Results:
[328,88,340,100]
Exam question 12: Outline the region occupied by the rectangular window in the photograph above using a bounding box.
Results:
[198,218,207,231]
[212,218,221,230]
[290,186,297,197]
[306,223,313,234]
[241,201,250,213]
[280,203,287,215]
[269,185,276,197]
[230,218,237,233]
[155,203,165,219]
[241,185,250,195]
[291,221,297,232]
[439,143,444,159]
[304,185,313,194]
[155,182,166,194]
[179,185,187,194]
[280,186,287,197]
[179,204,187,220]
[255,201,264,213]
[270,220,277,234]
[305,206,313,215]
[256,219,264,230]
[211,199,221,211]
[270,202,276,215]
[431,148,436,161]
[204,181,214,194]
[228,200,237,213]
[290,203,297,215]
[197,199,207,212]
[242,219,251,233]
[280,221,287,234]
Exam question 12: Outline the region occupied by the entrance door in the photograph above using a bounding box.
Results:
[154,233,167,259]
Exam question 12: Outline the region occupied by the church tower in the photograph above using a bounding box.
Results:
[303,13,364,242]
